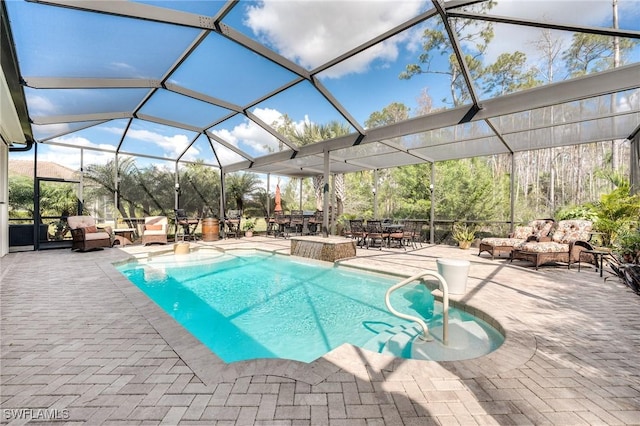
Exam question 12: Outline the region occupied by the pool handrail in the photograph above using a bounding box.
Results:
[384,270,449,346]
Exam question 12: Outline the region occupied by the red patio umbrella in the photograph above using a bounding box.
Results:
[274,184,282,212]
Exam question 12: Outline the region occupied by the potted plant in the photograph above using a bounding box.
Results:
[452,223,477,249]
[242,218,255,237]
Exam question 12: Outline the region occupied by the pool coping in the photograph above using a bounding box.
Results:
[101,245,536,387]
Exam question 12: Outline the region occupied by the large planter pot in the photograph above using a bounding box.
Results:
[437,258,470,295]
[458,240,472,250]
[245,230,253,238]
[202,218,219,241]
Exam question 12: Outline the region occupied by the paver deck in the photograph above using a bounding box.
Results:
[1,237,639,425]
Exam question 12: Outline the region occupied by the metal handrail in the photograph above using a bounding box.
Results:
[384,270,449,345]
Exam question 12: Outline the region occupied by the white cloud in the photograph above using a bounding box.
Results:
[243,0,425,76]
[125,128,193,159]
[37,141,115,170]
[26,94,57,116]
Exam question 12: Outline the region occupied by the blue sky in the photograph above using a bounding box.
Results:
[7,0,640,171]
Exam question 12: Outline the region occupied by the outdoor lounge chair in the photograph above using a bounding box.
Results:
[67,215,112,251]
[511,219,594,270]
[142,216,168,246]
[478,218,555,260]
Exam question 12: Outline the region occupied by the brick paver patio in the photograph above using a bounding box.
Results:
[1,237,639,425]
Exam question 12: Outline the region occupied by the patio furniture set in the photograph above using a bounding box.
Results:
[348,219,427,250]
[478,218,599,270]
[68,214,172,251]
[271,210,323,239]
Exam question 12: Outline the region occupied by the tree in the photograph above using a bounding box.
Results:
[588,173,640,247]
[481,51,540,96]
[365,102,410,129]
[434,158,505,221]
[225,172,262,212]
[399,2,496,107]
[8,175,35,218]
[563,33,636,77]
[276,119,352,217]
[179,162,221,217]
[530,27,564,84]
[84,157,164,222]
[563,30,638,173]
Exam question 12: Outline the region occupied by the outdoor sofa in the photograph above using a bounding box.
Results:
[511,219,594,270]
[478,218,555,260]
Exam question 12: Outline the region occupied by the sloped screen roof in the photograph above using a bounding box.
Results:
[4,0,640,177]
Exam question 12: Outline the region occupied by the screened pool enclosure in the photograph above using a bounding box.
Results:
[2,0,640,253]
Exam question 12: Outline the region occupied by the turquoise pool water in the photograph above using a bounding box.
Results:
[116,250,501,363]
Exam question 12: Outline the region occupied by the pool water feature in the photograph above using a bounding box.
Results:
[116,250,503,363]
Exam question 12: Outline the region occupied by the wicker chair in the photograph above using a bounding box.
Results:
[478,219,555,260]
[67,215,112,251]
[511,219,593,270]
[142,216,168,246]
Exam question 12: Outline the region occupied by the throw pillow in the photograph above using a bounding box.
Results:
[146,224,163,230]
[84,225,97,233]
[512,226,532,239]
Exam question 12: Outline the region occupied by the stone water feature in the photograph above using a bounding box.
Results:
[290,236,356,262]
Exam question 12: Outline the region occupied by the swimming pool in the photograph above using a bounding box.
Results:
[116,250,503,363]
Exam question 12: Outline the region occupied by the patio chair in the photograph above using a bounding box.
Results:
[142,216,168,246]
[290,210,305,236]
[401,220,419,249]
[365,220,388,250]
[224,209,242,239]
[273,211,290,238]
[349,219,366,247]
[385,222,405,249]
[307,210,323,235]
[511,219,594,270]
[478,218,555,260]
[67,215,112,251]
[175,209,200,241]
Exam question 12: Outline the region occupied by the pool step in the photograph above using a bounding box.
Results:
[362,324,418,358]
[363,319,496,361]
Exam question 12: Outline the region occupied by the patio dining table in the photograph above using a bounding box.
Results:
[383,223,405,248]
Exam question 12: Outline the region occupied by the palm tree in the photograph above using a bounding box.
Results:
[225,172,262,212]
[283,120,352,215]
[84,157,144,221]
[179,161,221,217]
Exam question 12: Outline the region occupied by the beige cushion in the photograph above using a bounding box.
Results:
[143,230,166,236]
[67,216,96,230]
[85,231,110,241]
[512,226,532,239]
[144,216,167,234]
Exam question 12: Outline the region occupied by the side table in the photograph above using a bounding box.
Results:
[113,228,136,246]
[579,249,610,278]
